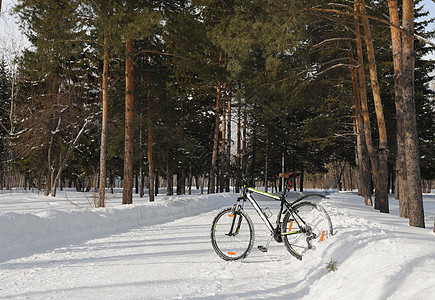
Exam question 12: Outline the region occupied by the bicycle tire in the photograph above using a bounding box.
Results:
[211,207,255,261]
[281,201,333,260]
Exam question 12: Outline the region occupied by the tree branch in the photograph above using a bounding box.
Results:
[314,63,357,78]
[303,6,435,48]
[313,37,355,49]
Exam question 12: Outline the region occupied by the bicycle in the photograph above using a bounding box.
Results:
[210,172,333,261]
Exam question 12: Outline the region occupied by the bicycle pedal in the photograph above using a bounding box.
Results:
[258,245,268,253]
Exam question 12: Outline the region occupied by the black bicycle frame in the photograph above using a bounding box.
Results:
[238,186,327,236]
[243,187,281,234]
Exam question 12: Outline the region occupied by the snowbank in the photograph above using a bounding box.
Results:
[304,192,435,300]
[0,192,233,262]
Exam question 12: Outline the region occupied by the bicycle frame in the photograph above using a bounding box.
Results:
[243,187,282,235]
[234,186,327,237]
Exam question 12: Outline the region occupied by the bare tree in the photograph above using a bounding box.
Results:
[51,118,90,197]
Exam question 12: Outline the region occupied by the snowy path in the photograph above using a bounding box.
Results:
[1,191,435,299]
[0,201,322,299]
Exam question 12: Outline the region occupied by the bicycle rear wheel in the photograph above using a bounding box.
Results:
[281,201,333,260]
[211,207,254,261]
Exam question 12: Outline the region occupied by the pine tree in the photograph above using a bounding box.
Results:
[387,0,409,216]
[117,0,160,204]
[402,0,425,227]
[123,34,134,204]
[83,0,120,207]
[356,0,389,213]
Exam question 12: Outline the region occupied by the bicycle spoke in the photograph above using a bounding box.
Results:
[282,201,333,260]
[211,208,254,261]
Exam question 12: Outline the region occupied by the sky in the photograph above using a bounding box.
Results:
[0,0,28,65]
[420,0,435,60]
[1,0,435,60]
[0,0,22,44]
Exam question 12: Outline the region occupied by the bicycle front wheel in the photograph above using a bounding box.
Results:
[211,207,254,261]
[282,201,333,260]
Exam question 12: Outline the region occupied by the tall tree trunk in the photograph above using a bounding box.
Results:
[147,66,154,202]
[220,83,227,193]
[210,59,222,194]
[135,172,139,194]
[177,169,186,195]
[249,121,257,180]
[140,168,144,197]
[357,0,389,213]
[236,96,242,193]
[45,135,54,196]
[264,131,269,193]
[188,166,192,195]
[349,49,361,195]
[139,72,145,198]
[167,154,173,195]
[98,34,109,208]
[155,171,159,196]
[226,88,231,192]
[348,48,372,205]
[108,172,114,194]
[242,98,248,175]
[402,0,425,227]
[122,38,134,205]
[354,1,375,207]
[387,0,409,217]
[200,175,204,194]
[281,152,285,192]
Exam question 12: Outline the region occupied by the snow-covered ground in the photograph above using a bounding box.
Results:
[0,188,434,299]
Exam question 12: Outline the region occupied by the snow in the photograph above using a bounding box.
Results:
[0,188,434,299]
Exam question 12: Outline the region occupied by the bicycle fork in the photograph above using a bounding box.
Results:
[226,198,245,237]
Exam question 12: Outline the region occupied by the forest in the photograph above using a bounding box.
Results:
[0,0,434,227]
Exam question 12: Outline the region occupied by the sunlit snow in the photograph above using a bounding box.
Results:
[0,188,434,299]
